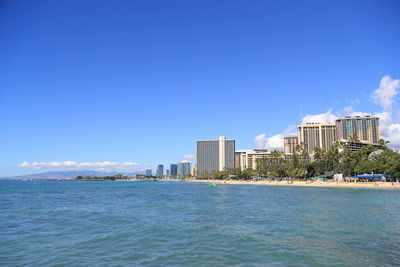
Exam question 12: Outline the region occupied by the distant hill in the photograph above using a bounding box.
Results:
[0,170,144,180]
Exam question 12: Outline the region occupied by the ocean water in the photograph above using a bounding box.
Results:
[1,180,400,266]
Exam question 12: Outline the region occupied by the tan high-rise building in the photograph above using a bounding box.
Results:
[196,136,235,173]
[336,116,380,145]
[297,123,336,155]
[284,136,298,154]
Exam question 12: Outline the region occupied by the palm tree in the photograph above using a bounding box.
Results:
[338,143,354,176]
[348,135,359,145]
[293,142,309,179]
[313,147,326,161]
[378,138,389,150]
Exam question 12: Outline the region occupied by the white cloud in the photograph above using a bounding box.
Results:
[283,125,297,136]
[254,126,296,151]
[371,75,400,111]
[349,112,371,117]
[266,135,285,150]
[254,134,267,148]
[183,154,194,160]
[20,161,31,167]
[382,123,400,147]
[370,76,400,147]
[343,106,372,117]
[254,134,284,150]
[374,111,400,147]
[375,111,391,129]
[351,98,361,105]
[122,162,140,166]
[302,108,337,124]
[18,161,151,172]
[343,106,354,115]
[342,100,373,117]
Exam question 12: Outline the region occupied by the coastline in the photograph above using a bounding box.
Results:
[37,178,400,189]
[186,179,400,189]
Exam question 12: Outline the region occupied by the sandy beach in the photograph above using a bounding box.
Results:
[187,179,400,189]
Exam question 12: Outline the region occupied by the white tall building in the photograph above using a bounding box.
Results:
[196,136,235,173]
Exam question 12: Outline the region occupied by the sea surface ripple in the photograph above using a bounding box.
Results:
[1,180,400,266]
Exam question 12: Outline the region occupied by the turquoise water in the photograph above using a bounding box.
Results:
[1,180,400,266]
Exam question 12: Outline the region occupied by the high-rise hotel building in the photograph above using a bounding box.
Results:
[297,123,336,154]
[336,116,380,144]
[196,136,235,173]
[284,136,298,154]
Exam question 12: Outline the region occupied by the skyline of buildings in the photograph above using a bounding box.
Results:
[149,115,383,175]
[146,162,192,177]
[284,115,381,156]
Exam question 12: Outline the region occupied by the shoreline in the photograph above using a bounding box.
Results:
[20,179,400,189]
[186,179,400,189]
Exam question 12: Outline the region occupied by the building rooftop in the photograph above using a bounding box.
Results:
[298,122,336,126]
[196,139,235,142]
[337,115,377,120]
[235,149,269,154]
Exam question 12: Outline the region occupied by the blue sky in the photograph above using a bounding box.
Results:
[1,0,400,176]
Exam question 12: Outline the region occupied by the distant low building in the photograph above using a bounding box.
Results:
[191,166,196,176]
[157,165,164,176]
[235,149,270,170]
[170,164,178,176]
[145,169,152,176]
[177,162,191,176]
